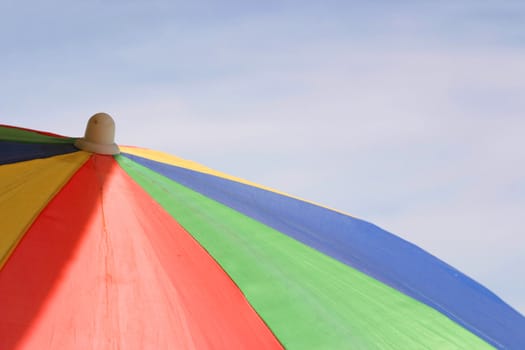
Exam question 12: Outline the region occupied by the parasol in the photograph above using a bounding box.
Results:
[0,113,523,349]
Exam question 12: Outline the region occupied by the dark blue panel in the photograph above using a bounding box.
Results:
[123,153,525,349]
[0,141,78,165]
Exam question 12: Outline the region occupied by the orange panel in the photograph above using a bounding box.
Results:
[0,155,282,349]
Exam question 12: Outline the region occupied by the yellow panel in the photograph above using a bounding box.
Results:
[120,146,351,217]
[0,151,91,268]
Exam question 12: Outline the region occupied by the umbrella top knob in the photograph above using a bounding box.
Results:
[74,113,120,155]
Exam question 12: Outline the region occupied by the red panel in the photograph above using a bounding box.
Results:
[0,155,282,349]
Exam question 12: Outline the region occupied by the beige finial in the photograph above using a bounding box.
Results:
[74,113,120,155]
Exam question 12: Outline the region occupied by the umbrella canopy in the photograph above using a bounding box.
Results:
[1,115,524,349]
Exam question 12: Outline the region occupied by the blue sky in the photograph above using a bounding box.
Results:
[1,1,524,314]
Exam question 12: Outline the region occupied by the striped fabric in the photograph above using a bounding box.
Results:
[1,124,523,349]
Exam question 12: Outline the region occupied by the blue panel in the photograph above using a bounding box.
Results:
[123,153,525,349]
[0,141,79,165]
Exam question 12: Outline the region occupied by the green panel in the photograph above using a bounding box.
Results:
[116,155,492,350]
[0,126,75,144]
